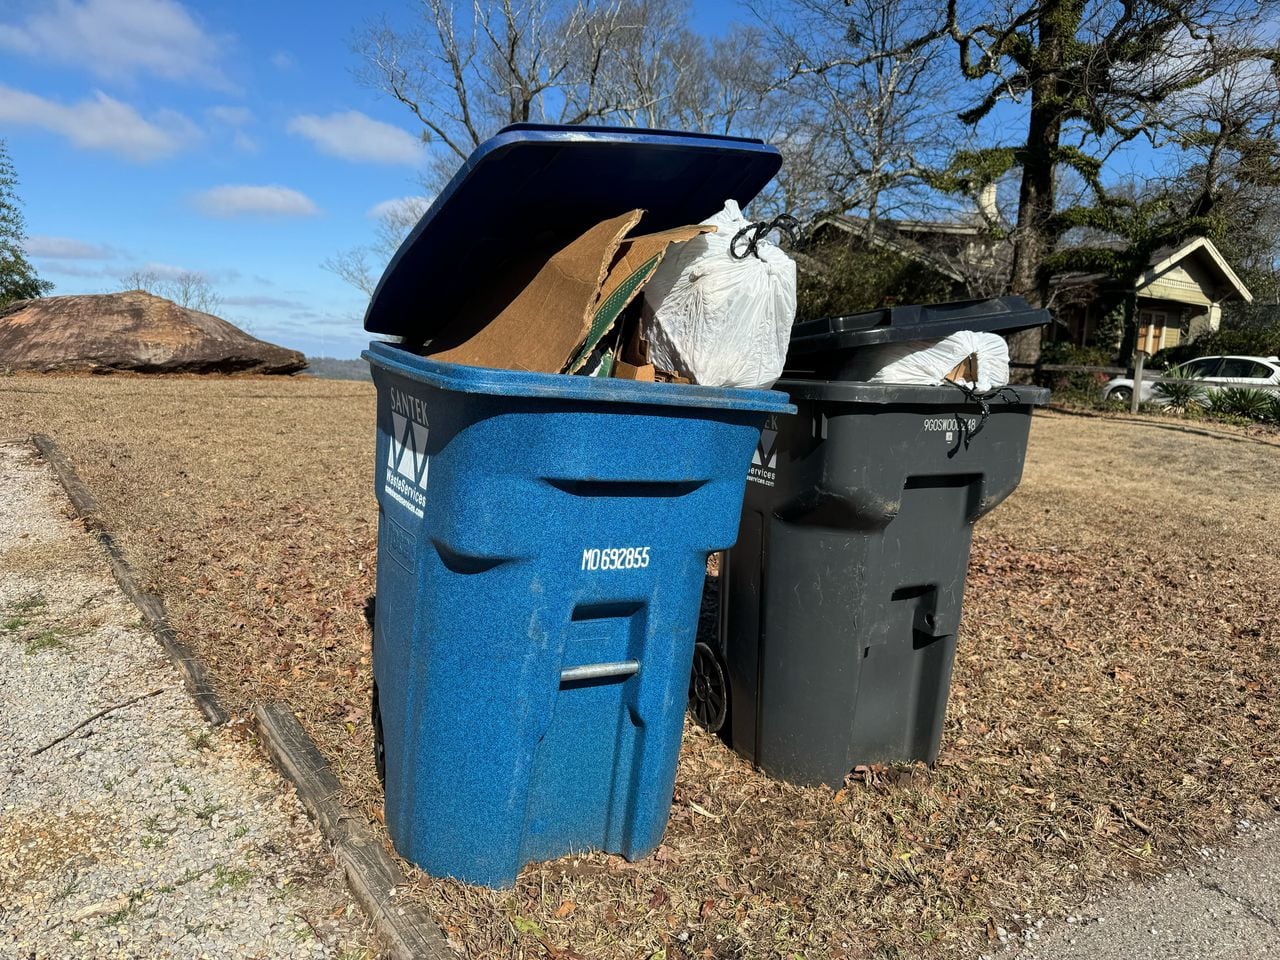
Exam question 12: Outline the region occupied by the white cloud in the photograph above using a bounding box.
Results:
[25,236,116,259]
[193,185,320,218]
[270,50,295,70]
[207,105,252,127]
[367,195,433,221]
[138,261,199,280]
[38,261,113,279]
[222,294,308,310]
[0,0,228,87]
[287,111,423,165]
[0,86,198,162]
[204,107,257,152]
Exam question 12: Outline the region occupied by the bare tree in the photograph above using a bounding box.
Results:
[758,0,959,231]
[118,269,223,315]
[1165,56,1280,271]
[357,0,677,187]
[166,271,223,315]
[323,196,433,298]
[332,0,769,296]
[566,0,771,135]
[119,269,162,294]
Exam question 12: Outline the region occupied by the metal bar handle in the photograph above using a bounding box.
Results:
[559,660,640,683]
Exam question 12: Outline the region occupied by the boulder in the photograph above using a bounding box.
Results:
[0,291,307,374]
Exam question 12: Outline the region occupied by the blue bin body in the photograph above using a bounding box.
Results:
[365,342,790,886]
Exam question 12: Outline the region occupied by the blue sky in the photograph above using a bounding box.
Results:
[1,1,766,358]
[4,1,1237,359]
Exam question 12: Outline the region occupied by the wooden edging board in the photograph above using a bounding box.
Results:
[29,432,457,960]
[30,433,229,726]
[254,703,457,960]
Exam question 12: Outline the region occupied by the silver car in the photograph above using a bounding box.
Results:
[1100,355,1280,404]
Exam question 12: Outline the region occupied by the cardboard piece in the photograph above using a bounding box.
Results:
[615,301,690,383]
[426,209,711,375]
[614,360,656,381]
[945,353,978,385]
[566,223,712,373]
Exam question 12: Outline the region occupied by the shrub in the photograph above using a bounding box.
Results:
[1153,366,1208,411]
[1039,342,1118,399]
[1207,387,1274,420]
[796,242,961,321]
[1266,393,1280,424]
[1150,342,1202,368]
[1039,342,1117,366]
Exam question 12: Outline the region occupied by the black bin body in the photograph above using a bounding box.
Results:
[711,298,1050,787]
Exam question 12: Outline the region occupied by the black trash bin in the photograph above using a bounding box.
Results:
[691,298,1050,787]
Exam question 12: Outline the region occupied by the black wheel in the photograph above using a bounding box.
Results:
[1108,385,1132,404]
[371,679,386,787]
[688,642,728,733]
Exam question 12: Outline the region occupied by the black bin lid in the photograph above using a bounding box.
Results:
[787,296,1050,356]
[363,123,783,338]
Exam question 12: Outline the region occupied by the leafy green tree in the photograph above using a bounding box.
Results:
[1048,53,1280,357]
[0,139,52,307]
[927,0,1277,361]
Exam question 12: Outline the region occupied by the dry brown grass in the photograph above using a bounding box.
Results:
[0,536,93,576]
[2,374,1278,959]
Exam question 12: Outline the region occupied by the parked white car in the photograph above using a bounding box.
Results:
[1100,355,1280,404]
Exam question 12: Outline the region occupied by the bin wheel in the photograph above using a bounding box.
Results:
[689,642,728,733]
[371,680,386,787]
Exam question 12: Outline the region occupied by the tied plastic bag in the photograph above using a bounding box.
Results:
[841,330,1010,391]
[641,201,797,388]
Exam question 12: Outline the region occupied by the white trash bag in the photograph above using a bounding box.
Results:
[641,201,797,389]
[842,330,1011,392]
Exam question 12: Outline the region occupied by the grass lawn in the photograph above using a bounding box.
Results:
[2,374,1278,959]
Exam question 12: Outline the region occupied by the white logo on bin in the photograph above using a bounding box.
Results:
[390,412,429,486]
[385,388,429,518]
[748,417,778,487]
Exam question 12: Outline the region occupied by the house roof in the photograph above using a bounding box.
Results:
[809,213,984,284]
[1138,236,1253,303]
[812,215,1253,306]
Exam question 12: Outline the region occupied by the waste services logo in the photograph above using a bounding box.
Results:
[384,387,429,518]
[748,415,778,487]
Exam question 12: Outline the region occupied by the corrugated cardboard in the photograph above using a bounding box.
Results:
[614,361,657,381]
[427,210,640,373]
[426,210,710,375]
[945,353,978,385]
[566,223,712,373]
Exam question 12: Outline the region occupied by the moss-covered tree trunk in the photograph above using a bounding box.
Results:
[1006,1,1075,367]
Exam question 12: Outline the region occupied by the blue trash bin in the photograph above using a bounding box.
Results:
[362,124,793,887]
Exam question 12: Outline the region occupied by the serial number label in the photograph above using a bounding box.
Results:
[923,416,978,432]
[581,546,651,571]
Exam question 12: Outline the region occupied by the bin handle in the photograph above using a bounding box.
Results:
[560,660,640,683]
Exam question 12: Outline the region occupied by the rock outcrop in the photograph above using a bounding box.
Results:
[0,291,307,374]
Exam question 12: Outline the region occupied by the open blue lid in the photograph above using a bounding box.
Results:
[363,123,783,338]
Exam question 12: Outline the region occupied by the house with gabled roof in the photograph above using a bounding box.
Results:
[1049,236,1254,354]
[806,211,1253,356]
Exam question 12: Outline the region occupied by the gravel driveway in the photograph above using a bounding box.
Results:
[0,442,380,959]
